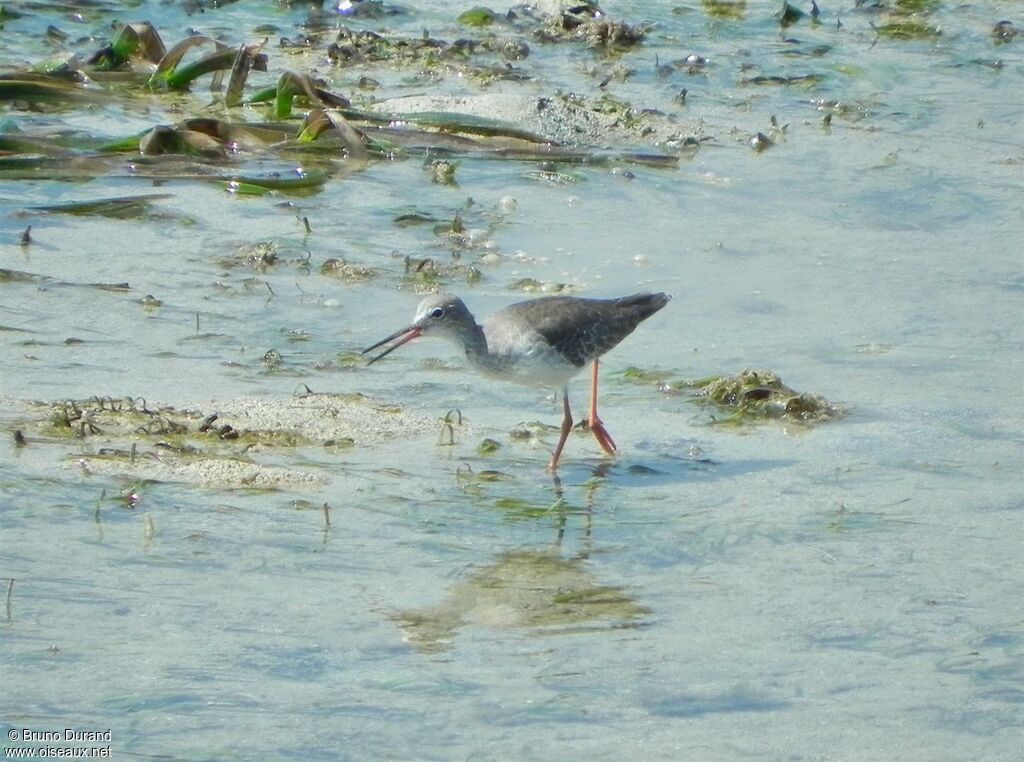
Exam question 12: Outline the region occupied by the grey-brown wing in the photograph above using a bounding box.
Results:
[501,294,669,367]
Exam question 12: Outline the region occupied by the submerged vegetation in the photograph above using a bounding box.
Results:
[9,392,434,488]
[33,396,305,447]
[622,367,844,426]
[395,549,650,653]
[0,3,682,182]
[0,7,684,219]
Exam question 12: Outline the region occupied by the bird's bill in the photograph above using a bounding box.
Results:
[362,325,422,365]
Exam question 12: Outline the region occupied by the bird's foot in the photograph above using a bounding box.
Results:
[584,415,617,455]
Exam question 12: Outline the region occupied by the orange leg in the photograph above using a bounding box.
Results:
[548,388,573,471]
[588,359,617,455]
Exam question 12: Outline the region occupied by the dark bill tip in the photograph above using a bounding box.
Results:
[362,326,422,365]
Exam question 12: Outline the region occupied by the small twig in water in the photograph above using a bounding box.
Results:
[437,421,455,446]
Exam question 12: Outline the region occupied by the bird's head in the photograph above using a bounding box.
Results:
[362,293,476,365]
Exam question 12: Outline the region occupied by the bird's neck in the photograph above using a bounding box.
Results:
[461,322,497,370]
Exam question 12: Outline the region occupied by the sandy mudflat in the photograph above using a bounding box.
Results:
[372,92,701,147]
[3,392,438,489]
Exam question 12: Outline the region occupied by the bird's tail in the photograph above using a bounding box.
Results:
[616,292,671,321]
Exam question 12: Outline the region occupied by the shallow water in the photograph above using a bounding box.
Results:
[2,0,1023,759]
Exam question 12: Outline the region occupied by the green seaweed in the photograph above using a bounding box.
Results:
[393,211,439,226]
[626,369,842,426]
[701,0,747,20]
[894,0,942,12]
[776,1,805,27]
[458,7,499,27]
[692,369,843,425]
[224,181,272,196]
[741,74,824,87]
[394,550,649,653]
[0,76,105,104]
[991,21,1017,44]
[139,125,225,156]
[91,22,166,70]
[619,366,675,385]
[507,278,573,293]
[274,71,319,119]
[429,158,459,184]
[385,110,549,144]
[874,18,942,40]
[534,4,648,50]
[321,258,377,282]
[477,438,502,455]
[224,169,328,193]
[148,35,226,89]
[31,194,174,219]
[27,397,311,450]
[493,496,560,519]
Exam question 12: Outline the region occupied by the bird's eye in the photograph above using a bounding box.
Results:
[430,307,444,319]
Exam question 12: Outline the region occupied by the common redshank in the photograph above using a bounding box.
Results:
[362,291,670,469]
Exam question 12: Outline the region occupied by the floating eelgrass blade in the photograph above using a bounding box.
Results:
[271,71,351,120]
[28,55,88,77]
[274,71,318,119]
[298,109,371,159]
[224,181,272,196]
[90,22,167,70]
[613,151,681,168]
[315,88,351,110]
[246,85,277,105]
[0,267,127,292]
[223,169,328,195]
[249,81,347,106]
[479,146,680,168]
[0,155,115,181]
[384,111,552,144]
[297,109,333,143]
[0,133,64,154]
[166,45,250,90]
[139,125,226,157]
[123,22,167,64]
[32,194,174,219]
[0,267,48,284]
[0,76,104,104]
[0,126,131,156]
[225,42,268,107]
[224,45,249,106]
[107,119,286,155]
[98,130,153,153]
[149,35,238,90]
[180,118,285,149]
